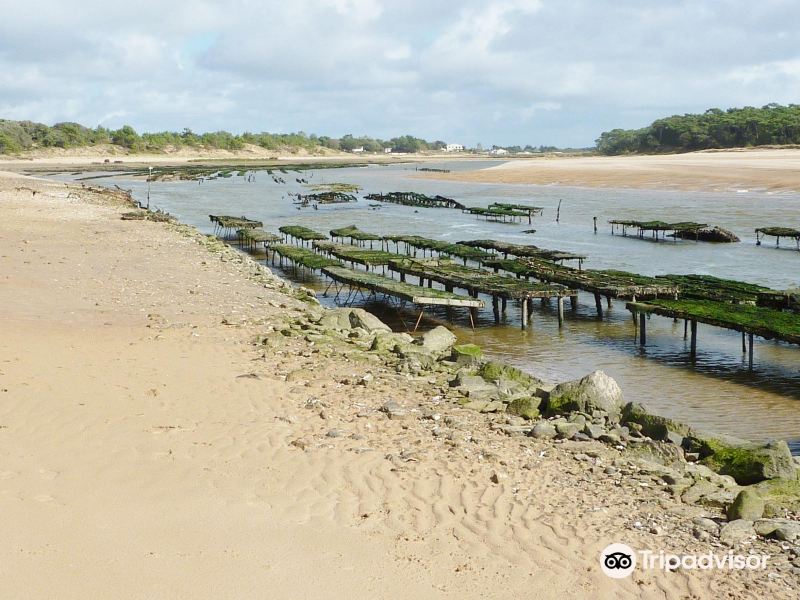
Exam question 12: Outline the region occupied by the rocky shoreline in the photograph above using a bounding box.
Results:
[173,208,800,585]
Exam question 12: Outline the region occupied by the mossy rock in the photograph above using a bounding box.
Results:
[621,402,691,440]
[478,361,540,388]
[750,477,800,514]
[544,370,623,419]
[506,397,541,420]
[451,344,482,365]
[695,436,796,485]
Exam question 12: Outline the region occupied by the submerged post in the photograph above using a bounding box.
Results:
[557,296,564,328]
[748,333,754,370]
[639,312,646,345]
[690,320,698,358]
[594,292,603,319]
[521,298,528,329]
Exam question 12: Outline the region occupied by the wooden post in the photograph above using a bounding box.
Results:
[570,295,578,310]
[594,292,603,319]
[690,320,697,358]
[557,296,564,328]
[492,295,500,323]
[521,297,528,329]
[742,331,746,353]
[606,296,612,309]
[593,216,597,234]
[639,313,646,345]
[684,319,688,340]
[632,310,638,329]
[748,333,754,370]
[501,297,507,313]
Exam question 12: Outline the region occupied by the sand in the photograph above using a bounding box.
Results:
[1,172,796,598]
[425,148,800,193]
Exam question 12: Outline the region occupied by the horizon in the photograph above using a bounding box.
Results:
[2,1,800,147]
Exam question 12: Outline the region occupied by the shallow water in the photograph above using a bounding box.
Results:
[62,160,800,445]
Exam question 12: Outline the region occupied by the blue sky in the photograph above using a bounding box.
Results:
[1,0,799,147]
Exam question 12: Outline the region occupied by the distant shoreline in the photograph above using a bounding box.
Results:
[421,148,800,194]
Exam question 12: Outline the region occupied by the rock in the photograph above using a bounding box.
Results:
[681,480,719,505]
[599,431,622,445]
[417,326,457,355]
[449,372,499,399]
[693,435,796,485]
[317,308,355,330]
[692,516,720,534]
[461,399,489,412]
[531,421,557,439]
[719,520,756,546]
[481,400,506,413]
[621,402,691,441]
[326,429,346,438]
[727,489,765,521]
[317,308,391,332]
[380,401,413,421]
[286,368,313,383]
[555,421,581,440]
[627,440,686,471]
[451,344,482,365]
[506,397,541,420]
[348,308,392,332]
[699,488,738,509]
[490,471,507,484]
[754,518,800,542]
[370,331,413,352]
[545,370,623,419]
[478,361,542,390]
[584,424,605,440]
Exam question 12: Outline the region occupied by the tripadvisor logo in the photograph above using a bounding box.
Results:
[600,543,636,579]
[600,543,769,578]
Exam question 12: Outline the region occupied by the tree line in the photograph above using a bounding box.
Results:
[596,104,800,155]
[0,119,453,155]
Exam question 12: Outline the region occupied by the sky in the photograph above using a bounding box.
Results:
[1,0,799,147]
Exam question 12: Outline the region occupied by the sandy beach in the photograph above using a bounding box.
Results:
[1,172,798,599]
[425,148,800,193]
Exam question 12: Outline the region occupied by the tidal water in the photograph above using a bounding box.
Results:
[62,160,800,445]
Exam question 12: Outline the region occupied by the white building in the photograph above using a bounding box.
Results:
[445,143,464,152]
[384,147,393,153]
[488,148,509,156]
[351,146,365,153]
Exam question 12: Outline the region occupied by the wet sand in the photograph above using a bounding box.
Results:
[426,149,800,193]
[1,171,796,598]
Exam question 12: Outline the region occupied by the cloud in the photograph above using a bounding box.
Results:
[1,0,799,146]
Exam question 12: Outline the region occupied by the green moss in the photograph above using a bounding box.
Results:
[698,437,795,485]
[506,397,541,420]
[272,244,341,270]
[751,478,800,513]
[646,299,800,342]
[478,361,539,388]
[278,225,327,241]
[544,390,579,416]
[452,344,482,364]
